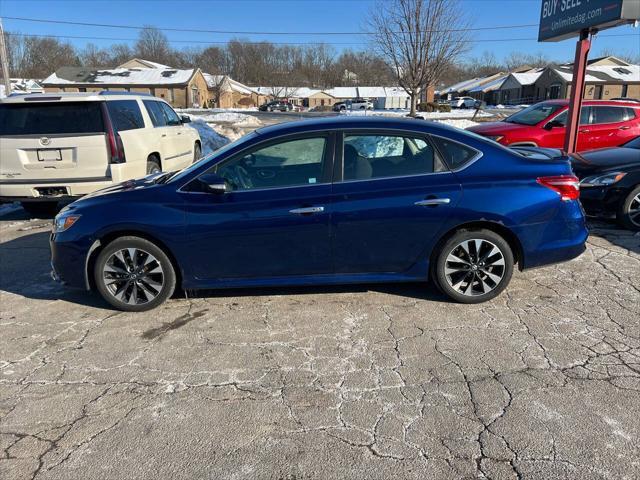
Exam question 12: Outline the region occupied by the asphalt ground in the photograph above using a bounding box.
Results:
[1,208,639,480]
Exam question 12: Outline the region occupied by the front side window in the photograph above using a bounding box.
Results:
[106,100,144,131]
[505,103,565,126]
[592,106,626,124]
[159,102,181,126]
[430,136,480,171]
[143,100,168,127]
[342,134,445,181]
[214,136,328,191]
[550,106,591,126]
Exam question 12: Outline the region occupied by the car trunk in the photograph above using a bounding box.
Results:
[0,101,110,182]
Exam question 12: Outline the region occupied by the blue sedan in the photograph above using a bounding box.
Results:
[50,117,588,311]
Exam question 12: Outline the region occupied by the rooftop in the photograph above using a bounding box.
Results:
[42,66,197,86]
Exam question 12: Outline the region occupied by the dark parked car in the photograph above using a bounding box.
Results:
[51,117,587,311]
[259,101,293,112]
[573,136,640,230]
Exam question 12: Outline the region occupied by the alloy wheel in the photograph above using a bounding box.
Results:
[102,248,164,305]
[628,192,640,227]
[444,239,506,296]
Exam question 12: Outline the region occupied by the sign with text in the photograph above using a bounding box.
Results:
[539,0,640,42]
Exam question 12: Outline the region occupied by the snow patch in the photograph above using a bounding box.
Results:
[187,120,231,156]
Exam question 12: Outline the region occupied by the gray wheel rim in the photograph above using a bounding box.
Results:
[444,239,505,296]
[628,192,640,227]
[103,248,164,305]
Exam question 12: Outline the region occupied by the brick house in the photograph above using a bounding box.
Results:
[41,65,210,108]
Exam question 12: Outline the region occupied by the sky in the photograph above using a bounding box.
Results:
[1,0,639,64]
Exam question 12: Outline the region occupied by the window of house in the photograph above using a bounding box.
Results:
[106,100,145,131]
[213,137,328,191]
[342,134,445,181]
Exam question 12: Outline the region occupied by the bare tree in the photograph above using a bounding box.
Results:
[80,43,112,67]
[369,0,470,115]
[135,26,171,64]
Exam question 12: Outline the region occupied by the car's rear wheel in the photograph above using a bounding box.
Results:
[434,229,514,303]
[617,185,640,231]
[146,156,161,175]
[193,142,202,163]
[21,201,59,217]
[94,236,176,312]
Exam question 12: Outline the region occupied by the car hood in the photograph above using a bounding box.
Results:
[67,174,163,210]
[466,121,529,135]
[571,147,640,174]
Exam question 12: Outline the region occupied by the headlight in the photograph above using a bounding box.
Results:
[580,172,627,187]
[53,213,81,233]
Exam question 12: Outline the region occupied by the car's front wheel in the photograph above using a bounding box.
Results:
[94,236,176,311]
[617,185,640,231]
[433,229,514,303]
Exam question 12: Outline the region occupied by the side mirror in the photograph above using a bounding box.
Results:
[180,115,191,124]
[544,120,564,130]
[199,173,228,194]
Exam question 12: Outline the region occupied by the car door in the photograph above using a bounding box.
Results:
[179,133,335,282]
[159,102,194,168]
[543,106,591,150]
[331,131,463,275]
[587,106,634,149]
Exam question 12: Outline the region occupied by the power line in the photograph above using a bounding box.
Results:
[6,31,639,47]
[1,15,543,35]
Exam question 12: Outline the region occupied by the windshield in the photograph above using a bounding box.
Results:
[505,103,565,126]
[623,136,640,149]
[168,131,258,184]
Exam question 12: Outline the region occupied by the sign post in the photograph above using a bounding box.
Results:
[538,0,640,153]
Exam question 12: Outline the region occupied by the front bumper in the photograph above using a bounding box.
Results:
[50,232,95,289]
[579,185,625,216]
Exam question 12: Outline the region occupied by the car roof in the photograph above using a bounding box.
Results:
[253,116,463,137]
[0,91,156,104]
[539,99,640,107]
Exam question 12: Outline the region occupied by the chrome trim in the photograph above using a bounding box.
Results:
[428,133,484,173]
[414,198,451,206]
[164,150,192,161]
[178,181,330,195]
[289,206,325,214]
[84,239,101,290]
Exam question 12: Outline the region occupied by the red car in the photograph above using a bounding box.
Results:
[467,100,640,152]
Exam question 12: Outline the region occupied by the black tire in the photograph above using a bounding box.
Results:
[616,185,640,231]
[146,157,161,175]
[193,142,202,163]
[21,201,59,217]
[433,229,514,304]
[94,236,176,312]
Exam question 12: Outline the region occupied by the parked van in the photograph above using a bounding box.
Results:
[0,92,201,214]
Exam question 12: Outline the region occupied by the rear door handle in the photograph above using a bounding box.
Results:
[289,206,325,215]
[579,129,590,133]
[161,134,167,138]
[415,198,451,207]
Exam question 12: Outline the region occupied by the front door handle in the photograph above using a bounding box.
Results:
[289,206,325,215]
[619,126,631,130]
[415,198,451,207]
[579,129,590,133]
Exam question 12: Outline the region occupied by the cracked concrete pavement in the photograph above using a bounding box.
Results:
[1,210,639,479]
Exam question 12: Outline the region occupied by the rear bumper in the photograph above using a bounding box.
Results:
[514,204,589,269]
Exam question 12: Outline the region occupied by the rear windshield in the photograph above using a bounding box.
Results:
[505,103,565,126]
[0,102,105,136]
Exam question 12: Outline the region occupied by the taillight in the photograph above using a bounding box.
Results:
[537,175,580,201]
[101,103,126,164]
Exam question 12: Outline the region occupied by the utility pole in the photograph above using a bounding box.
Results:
[0,18,12,95]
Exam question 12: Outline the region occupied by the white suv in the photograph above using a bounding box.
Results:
[0,92,201,214]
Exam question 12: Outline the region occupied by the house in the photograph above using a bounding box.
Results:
[205,74,266,108]
[467,75,509,105]
[497,68,545,105]
[41,66,210,108]
[116,58,172,70]
[0,78,44,98]
[532,64,640,101]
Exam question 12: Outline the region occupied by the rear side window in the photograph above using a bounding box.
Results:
[430,136,480,170]
[592,107,626,124]
[143,100,168,127]
[0,102,104,136]
[106,100,144,131]
[343,134,445,181]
